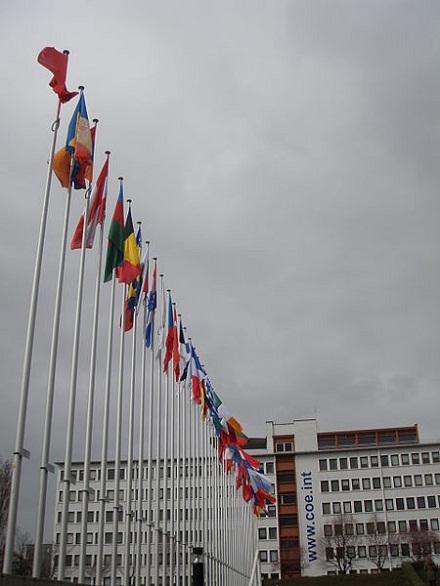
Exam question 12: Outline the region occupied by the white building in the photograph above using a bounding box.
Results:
[247,419,440,581]
[53,418,440,584]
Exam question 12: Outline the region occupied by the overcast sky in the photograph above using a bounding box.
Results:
[1,1,440,535]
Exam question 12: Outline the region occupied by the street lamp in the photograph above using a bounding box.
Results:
[192,547,204,586]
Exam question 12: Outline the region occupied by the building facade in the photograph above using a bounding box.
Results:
[53,419,440,584]
[247,419,440,581]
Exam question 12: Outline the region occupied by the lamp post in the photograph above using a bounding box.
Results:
[192,547,204,586]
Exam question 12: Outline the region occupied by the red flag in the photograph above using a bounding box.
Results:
[70,158,109,250]
[163,293,174,372]
[172,305,180,381]
[37,47,78,103]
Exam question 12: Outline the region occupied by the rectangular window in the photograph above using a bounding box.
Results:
[358,546,366,558]
[107,468,115,480]
[265,462,274,474]
[393,476,402,488]
[321,481,329,493]
[343,501,352,513]
[375,499,384,512]
[362,478,371,490]
[404,475,413,487]
[388,521,396,533]
[390,454,399,466]
[427,496,436,509]
[360,457,369,468]
[319,459,327,471]
[383,477,392,488]
[431,519,439,531]
[354,501,362,513]
[366,522,375,535]
[352,478,360,490]
[406,497,415,510]
[259,551,268,562]
[432,451,440,463]
[268,527,277,539]
[385,499,394,511]
[333,502,341,514]
[364,500,373,513]
[258,528,267,540]
[399,520,407,532]
[370,456,379,467]
[396,498,404,510]
[380,455,389,467]
[329,459,338,470]
[340,458,348,470]
[341,479,350,491]
[420,519,429,532]
[269,550,278,563]
[414,475,423,486]
[331,480,339,492]
[412,453,420,465]
[435,473,440,485]
[369,545,377,558]
[322,502,331,515]
[324,525,332,536]
[356,523,365,535]
[422,452,430,464]
[350,457,358,469]
[401,453,410,465]
[372,477,381,489]
[417,496,426,509]
[425,474,433,486]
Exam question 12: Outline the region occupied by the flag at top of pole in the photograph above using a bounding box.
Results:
[70,155,109,250]
[104,179,125,282]
[117,204,142,285]
[37,47,78,103]
[52,92,94,190]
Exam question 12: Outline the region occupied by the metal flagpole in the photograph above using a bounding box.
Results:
[162,303,170,586]
[181,367,188,585]
[145,258,156,585]
[175,374,181,586]
[96,265,116,586]
[169,359,176,584]
[5,89,63,575]
[124,302,138,586]
[154,275,165,586]
[136,256,149,586]
[111,280,127,586]
[77,146,108,584]
[58,129,91,580]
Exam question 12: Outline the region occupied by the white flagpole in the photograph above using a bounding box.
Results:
[111,279,127,586]
[96,267,116,586]
[145,258,157,584]
[169,348,176,584]
[181,362,188,584]
[154,274,165,586]
[162,291,171,586]
[135,286,147,586]
[76,144,107,584]
[175,368,181,585]
[58,132,91,581]
[124,292,138,586]
[4,85,64,575]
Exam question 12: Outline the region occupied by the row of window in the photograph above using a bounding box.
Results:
[322,495,440,515]
[325,541,440,561]
[57,527,203,547]
[258,527,278,540]
[324,518,440,536]
[319,450,440,472]
[259,550,279,563]
[321,473,440,493]
[62,463,211,483]
[59,483,218,504]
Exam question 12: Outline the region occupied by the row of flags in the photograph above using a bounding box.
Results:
[38,46,275,518]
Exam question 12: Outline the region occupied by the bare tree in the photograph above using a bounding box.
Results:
[13,529,32,575]
[0,458,12,569]
[319,513,360,574]
[401,526,440,562]
[364,514,399,571]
